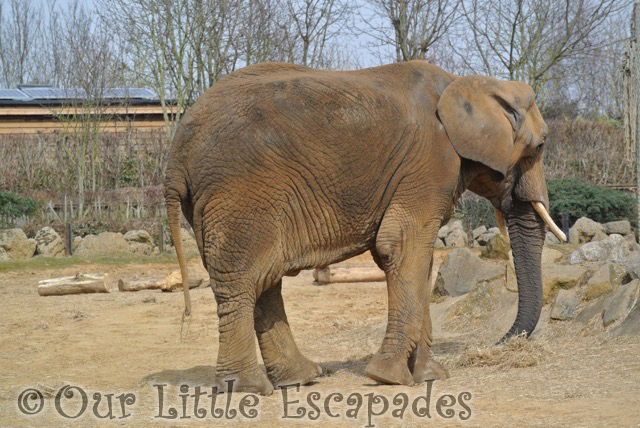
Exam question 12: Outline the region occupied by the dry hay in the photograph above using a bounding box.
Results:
[448,334,552,370]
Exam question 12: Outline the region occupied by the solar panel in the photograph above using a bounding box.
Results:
[0,89,31,100]
[20,87,86,99]
[103,88,157,99]
[0,87,158,101]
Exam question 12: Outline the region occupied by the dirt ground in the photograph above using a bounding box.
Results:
[1,250,640,427]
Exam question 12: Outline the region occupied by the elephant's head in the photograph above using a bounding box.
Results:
[437,75,565,342]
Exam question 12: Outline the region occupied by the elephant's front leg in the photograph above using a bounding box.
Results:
[408,254,449,383]
[365,209,437,386]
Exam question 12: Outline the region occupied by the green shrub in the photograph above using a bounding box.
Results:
[0,191,39,221]
[547,179,636,225]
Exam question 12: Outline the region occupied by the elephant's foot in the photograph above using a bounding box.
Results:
[216,367,274,396]
[365,352,414,386]
[267,357,324,388]
[411,357,449,384]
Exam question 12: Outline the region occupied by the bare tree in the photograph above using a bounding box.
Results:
[286,0,352,67]
[361,0,461,63]
[456,0,632,95]
[0,0,45,87]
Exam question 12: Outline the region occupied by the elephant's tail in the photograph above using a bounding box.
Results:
[165,186,191,318]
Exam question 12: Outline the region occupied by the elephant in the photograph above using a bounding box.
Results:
[164,60,565,395]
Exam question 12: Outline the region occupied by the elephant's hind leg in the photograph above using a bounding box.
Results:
[211,276,274,395]
[408,258,449,383]
[254,281,323,388]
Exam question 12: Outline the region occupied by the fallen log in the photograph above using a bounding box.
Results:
[313,266,386,284]
[38,273,110,296]
[117,277,164,292]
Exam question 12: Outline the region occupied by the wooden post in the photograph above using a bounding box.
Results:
[626,2,640,238]
[159,223,165,254]
[66,223,73,256]
[635,3,640,240]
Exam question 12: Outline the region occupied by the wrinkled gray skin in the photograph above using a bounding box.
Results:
[165,61,550,395]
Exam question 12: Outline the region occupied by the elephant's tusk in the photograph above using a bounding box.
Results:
[495,209,508,237]
[532,201,567,242]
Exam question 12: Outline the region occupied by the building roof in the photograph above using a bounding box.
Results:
[0,85,161,106]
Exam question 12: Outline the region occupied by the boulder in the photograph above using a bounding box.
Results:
[481,234,510,260]
[0,228,36,259]
[623,233,639,251]
[129,242,155,256]
[602,280,639,327]
[612,299,640,336]
[167,228,199,255]
[569,234,629,265]
[124,230,154,245]
[75,232,131,256]
[575,297,608,325]
[542,263,588,304]
[73,236,82,252]
[0,247,10,261]
[434,248,503,297]
[550,288,581,320]
[444,229,468,248]
[569,217,607,244]
[437,225,450,240]
[34,227,64,258]
[584,263,627,301]
[545,231,561,245]
[603,220,631,236]
[477,229,499,246]
[541,247,563,265]
[434,238,445,248]
[472,226,487,240]
[448,220,464,231]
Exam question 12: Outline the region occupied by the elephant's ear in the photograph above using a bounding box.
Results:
[437,75,535,178]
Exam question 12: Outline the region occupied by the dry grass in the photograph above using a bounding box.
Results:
[450,334,552,370]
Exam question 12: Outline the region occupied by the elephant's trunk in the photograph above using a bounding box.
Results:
[499,199,546,343]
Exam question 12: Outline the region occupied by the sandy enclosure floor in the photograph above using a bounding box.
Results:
[1,250,640,427]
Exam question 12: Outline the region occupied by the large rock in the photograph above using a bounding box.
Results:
[437,225,450,240]
[477,228,499,246]
[124,230,154,245]
[569,234,629,265]
[584,263,627,301]
[541,247,563,265]
[0,228,36,259]
[472,226,487,240]
[444,229,468,248]
[550,288,581,320]
[612,299,640,336]
[34,227,64,258]
[602,280,639,327]
[167,228,199,255]
[545,231,561,245]
[125,230,155,256]
[481,234,510,260]
[0,247,10,261]
[75,232,131,256]
[434,248,503,297]
[434,238,445,248]
[575,297,607,325]
[542,263,588,304]
[569,217,607,244]
[604,220,631,236]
